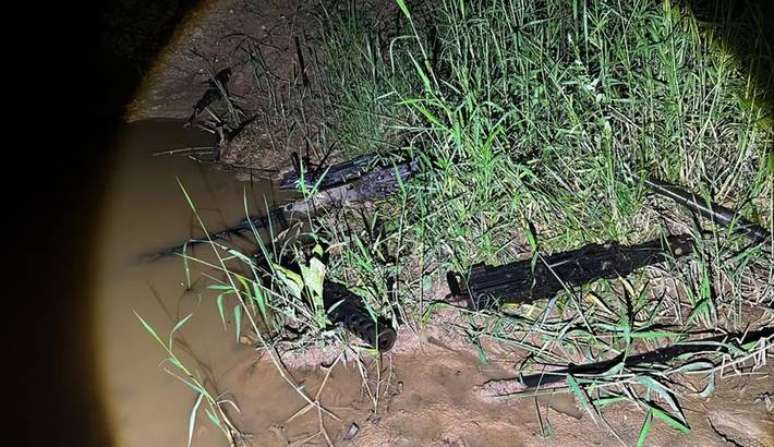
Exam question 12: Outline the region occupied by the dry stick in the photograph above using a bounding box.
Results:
[316,353,344,401]
[213,399,248,447]
[375,354,383,411]
[284,353,344,424]
[288,431,320,447]
[152,146,215,157]
[284,353,342,447]
[354,352,379,410]
[318,406,334,447]
[161,365,240,445]
[178,182,339,425]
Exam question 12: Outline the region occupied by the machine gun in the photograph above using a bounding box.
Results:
[644,178,768,243]
[448,234,694,310]
[279,151,416,192]
[323,281,396,352]
[478,325,774,395]
[250,250,397,352]
[150,152,416,260]
[448,175,770,310]
[146,207,288,261]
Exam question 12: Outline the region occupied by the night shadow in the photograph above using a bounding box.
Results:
[679,0,774,122]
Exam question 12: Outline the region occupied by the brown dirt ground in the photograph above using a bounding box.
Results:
[218,311,774,447]
[129,0,307,170]
[131,1,774,445]
[129,0,396,173]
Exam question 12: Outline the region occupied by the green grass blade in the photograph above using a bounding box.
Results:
[637,409,653,447]
[187,392,204,447]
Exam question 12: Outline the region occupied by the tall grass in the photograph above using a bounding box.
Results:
[309,0,773,442]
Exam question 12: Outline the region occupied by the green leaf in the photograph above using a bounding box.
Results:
[274,264,304,298]
[134,311,165,348]
[651,405,691,433]
[395,0,411,20]
[168,356,185,372]
[216,294,227,330]
[421,302,449,325]
[409,53,432,92]
[168,313,193,351]
[567,375,596,422]
[592,395,626,408]
[187,392,204,447]
[636,409,653,447]
[312,243,324,258]
[233,304,242,342]
[182,242,192,288]
[635,375,683,420]
[253,282,268,323]
[671,361,716,398]
[671,360,713,374]
[400,98,446,130]
[300,257,326,302]
[205,408,222,429]
[687,297,711,324]
[630,329,679,340]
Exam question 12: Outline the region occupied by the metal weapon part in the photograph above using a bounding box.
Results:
[645,178,769,243]
[151,153,416,260]
[448,234,694,310]
[498,326,774,392]
[323,281,396,352]
[146,207,288,261]
[279,152,416,191]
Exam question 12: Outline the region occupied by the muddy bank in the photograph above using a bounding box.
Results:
[128,0,309,122]
[127,0,311,171]
[128,0,401,172]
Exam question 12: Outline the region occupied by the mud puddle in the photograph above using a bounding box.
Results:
[93,119,287,446]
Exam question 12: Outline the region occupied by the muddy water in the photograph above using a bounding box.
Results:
[94,120,285,446]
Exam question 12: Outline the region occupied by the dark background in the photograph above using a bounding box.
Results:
[12,1,200,445]
[7,1,770,446]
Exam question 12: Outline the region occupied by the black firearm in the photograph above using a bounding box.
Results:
[280,152,416,191]
[645,178,769,243]
[146,207,288,261]
[507,325,774,391]
[448,177,771,310]
[323,281,396,352]
[448,234,694,310]
[149,152,416,260]
[250,252,397,352]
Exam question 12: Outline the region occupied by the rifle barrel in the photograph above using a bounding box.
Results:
[645,178,769,243]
